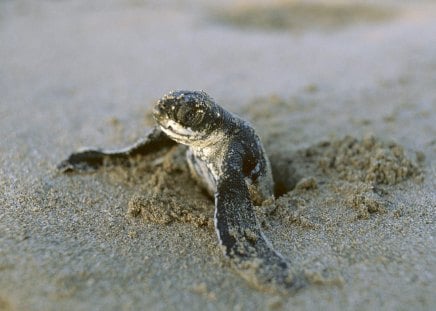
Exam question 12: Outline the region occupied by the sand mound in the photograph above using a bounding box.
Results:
[303,135,423,185]
[119,135,423,227]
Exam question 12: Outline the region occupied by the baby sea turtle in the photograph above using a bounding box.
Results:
[58,90,302,292]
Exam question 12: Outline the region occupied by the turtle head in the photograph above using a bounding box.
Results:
[153,90,224,145]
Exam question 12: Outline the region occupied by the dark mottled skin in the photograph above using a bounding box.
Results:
[58,128,176,172]
[58,90,303,292]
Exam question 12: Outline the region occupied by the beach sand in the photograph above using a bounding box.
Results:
[1,0,435,310]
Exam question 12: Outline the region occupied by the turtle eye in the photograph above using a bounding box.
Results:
[191,110,204,127]
[176,105,204,127]
[176,105,192,124]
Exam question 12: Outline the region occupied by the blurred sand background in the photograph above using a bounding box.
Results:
[1,0,435,310]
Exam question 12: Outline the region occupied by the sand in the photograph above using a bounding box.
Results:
[1,0,435,310]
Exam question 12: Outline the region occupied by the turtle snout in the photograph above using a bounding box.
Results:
[153,101,169,120]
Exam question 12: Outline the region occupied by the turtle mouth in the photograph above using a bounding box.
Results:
[166,121,193,136]
[158,117,196,140]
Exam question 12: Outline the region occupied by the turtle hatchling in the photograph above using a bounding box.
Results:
[58,90,303,292]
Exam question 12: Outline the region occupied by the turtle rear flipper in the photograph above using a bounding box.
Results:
[214,143,304,293]
[58,127,176,173]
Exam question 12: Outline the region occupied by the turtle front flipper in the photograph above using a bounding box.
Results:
[214,144,304,293]
[58,127,176,173]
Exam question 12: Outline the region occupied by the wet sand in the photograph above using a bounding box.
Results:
[1,0,435,310]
